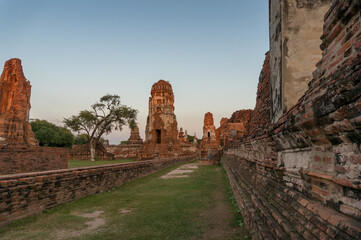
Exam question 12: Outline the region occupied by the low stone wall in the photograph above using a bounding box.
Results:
[105,144,142,159]
[0,146,69,175]
[0,155,196,227]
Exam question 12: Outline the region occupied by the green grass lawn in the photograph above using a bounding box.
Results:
[68,159,134,168]
[0,162,249,240]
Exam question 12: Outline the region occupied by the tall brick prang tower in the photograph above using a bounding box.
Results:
[200,112,219,158]
[138,80,183,159]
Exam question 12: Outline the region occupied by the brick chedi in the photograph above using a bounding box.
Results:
[179,128,198,154]
[200,112,219,158]
[105,125,143,159]
[127,125,143,144]
[138,80,183,159]
[184,129,189,143]
[178,127,185,143]
[0,58,37,146]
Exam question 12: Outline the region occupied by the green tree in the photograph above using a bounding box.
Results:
[64,94,137,161]
[74,134,107,145]
[74,134,89,145]
[30,119,74,147]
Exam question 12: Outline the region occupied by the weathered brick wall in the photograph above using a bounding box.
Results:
[243,52,271,140]
[0,146,69,175]
[70,143,114,160]
[223,155,361,240]
[105,144,143,159]
[223,0,361,239]
[0,155,196,227]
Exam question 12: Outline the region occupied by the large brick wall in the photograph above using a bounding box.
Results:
[223,155,361,240]
[0,155,196,227]
[0,146,69,175]
[223,0,361,239]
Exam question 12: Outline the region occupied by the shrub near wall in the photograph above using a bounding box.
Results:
[0,155,196,227]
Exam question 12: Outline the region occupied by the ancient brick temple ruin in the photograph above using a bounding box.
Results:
[0,58,37,146]
[178,127,185,143]
[178,127,198,154]
[200,112,219,159]
[127,125,143,144]
[0,59,69,174]
[222,0,361,239]
[71,143,114,160]
[216,109,253,146]
[138,80,183,159]
[105,125,143,159]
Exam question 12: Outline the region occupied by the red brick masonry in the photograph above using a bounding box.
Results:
[0,146,69,175]
[0,155,196,227]
[223,0,361,239]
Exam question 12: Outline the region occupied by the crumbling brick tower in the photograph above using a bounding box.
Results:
[0,59,69,174]
[200,112,219,158]
[127,125,143,144]
[0,58,37,146]
[138,80,183,159]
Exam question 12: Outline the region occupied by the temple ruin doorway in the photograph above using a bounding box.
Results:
[156,130,161,144]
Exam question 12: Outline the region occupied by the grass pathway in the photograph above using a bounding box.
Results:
[0,162,249,240]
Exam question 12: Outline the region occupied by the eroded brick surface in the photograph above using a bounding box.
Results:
[0,58,37,146]
[223,1,361,239]
[71,143,114,160]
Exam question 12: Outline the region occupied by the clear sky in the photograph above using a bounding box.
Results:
[0,0,269,144]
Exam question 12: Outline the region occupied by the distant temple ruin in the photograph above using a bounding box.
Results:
[216,109,253,146]
[199,112,219,159]
[105,125,143,159]
[127,125,143,144]
[138,80,183,159]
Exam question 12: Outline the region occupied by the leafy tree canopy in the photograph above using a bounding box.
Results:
[64,94,137,160]
[74,134,106,145]
[31,119,74,148]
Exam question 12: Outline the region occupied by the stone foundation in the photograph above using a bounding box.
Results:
[0,155,196,227]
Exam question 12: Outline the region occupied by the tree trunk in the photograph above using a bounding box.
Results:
[89,140,96,161]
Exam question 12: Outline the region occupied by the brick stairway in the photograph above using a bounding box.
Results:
[223,158,361,240]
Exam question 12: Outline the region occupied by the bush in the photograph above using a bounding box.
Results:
[31,119,74,148]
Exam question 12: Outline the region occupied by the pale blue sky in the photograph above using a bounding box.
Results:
[0,0,269,143]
